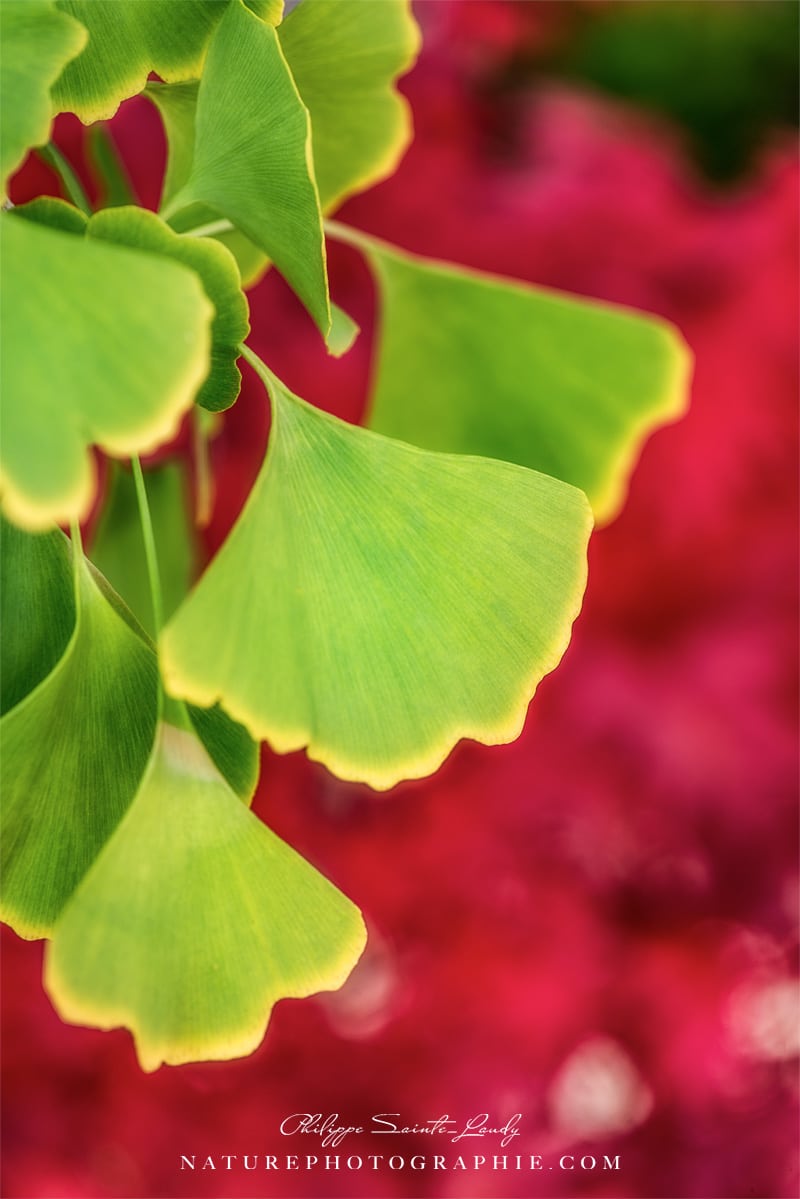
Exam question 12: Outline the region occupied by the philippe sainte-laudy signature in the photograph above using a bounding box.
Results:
[280,1113,522,1149]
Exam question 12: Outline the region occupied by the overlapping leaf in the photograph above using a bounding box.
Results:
[279,0,420,210]
[90,460,259,801]
[359,236,692,524]
[0,212,213,530]
[0,536,159,939]
[0,519,75,716]
[52,0,282,123]
[151,0,418,290]
[161,0,329,333]
[0,0,86,190]
[46,722,366,1071]
[161,362,592,790]
[87,207,249,412]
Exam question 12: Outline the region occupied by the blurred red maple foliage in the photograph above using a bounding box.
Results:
[2,4,797,1198]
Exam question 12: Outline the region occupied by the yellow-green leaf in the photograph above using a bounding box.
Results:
[161,359,592,790]
[279,0,420,211]
[359,235,692,525]
[52,0,282,123]
[46,721,366,1070]
[162,0,329,334]
[0,212,213,530]
[0,539,159,939]
[0,0,86,190]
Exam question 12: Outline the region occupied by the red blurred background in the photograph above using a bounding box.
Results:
[3,3,798,1197]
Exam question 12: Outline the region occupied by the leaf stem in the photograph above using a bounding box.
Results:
[240,342,282,392]
[323,219,371,251]
[131,456,165,638]
[38,144,92,216]
[184,218,235,239]
[87,125,137,207]
[68,519,84,607]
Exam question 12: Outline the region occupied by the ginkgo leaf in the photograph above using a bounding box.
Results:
[0,0,86,191]
[150,0,420,288]
[89,460,259,802]
[279,0,421,211]
[86,207,249,413]
[0,212,213,530]
[13,200,247,414]
[161,359,592,790]
[0,518,74,715]
[354,233,692,525]
[160,0,329,333]
[0,538,159,939]
[52,0,282,124]
[46,721,366,1071]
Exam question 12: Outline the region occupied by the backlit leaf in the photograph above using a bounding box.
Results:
[161,361,592,790]
[0,537,159,939]
[0,212,213,530]
[90,459,259,802]
[46,722,366,1071]
[52,0,282,123]
[0,518,74,715]
[280,0,421,210]
[86,206,249,413]
[360,236,692,524]
[0,0,86,191]
[162,0,329,334]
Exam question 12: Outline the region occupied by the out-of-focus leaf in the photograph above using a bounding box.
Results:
[0,212,213,530]
[52,0,282,123]
[0,538,159,939]
[161,360,592,791]
[162,0,329,334]
[280,0,420,210]
[0,0,86,191]
[0,518,74,715]
[360,235,691,524]
[86,206,248,413]
[46,721,366,1071]
[89,458,259,802]
[90,461,194,637]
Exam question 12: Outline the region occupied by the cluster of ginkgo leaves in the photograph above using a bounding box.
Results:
[0,0,690,1071]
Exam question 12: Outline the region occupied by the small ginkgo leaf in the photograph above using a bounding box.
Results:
[161,0,329,334]
[279,0,421,211]
[0,0,86,190]
[0,517,74,715]
[0,212,213,530]
[161,361,592,790]
[357,235,692,525]
[0,537,159,939]
[46,721,366,1071]
[86,206,249,413]
[89,459,259,802]
[52,0,282,124]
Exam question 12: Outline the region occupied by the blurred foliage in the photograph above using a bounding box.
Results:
[554,0,799,181]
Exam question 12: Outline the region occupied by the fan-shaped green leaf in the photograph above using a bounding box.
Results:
[0,518,74,715]
[160,0,329,333]
[52,0,282,124]
[46,721,366,1071]
[0,539,159,939]
[280,0,420,211]
[356,234,691,525]
[0,1,86,191]
[86,207,249,413]
[0,212,213,530]
[161,359,592,790]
